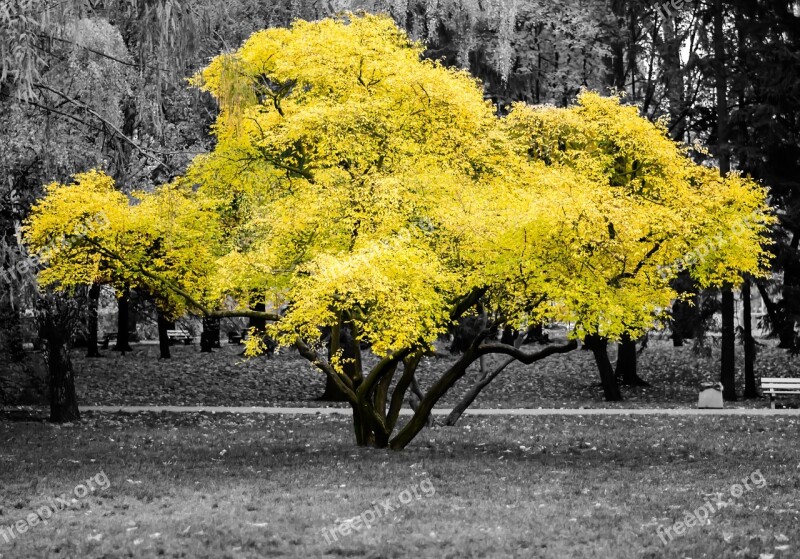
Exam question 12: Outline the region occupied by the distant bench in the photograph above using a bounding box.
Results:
[761,378,800,409]
[101,331,138,349]
[166,329,193,345]
[228,330,249,345]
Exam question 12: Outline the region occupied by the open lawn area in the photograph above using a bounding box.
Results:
[1,412,798,558]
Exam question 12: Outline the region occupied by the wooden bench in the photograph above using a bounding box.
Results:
[227,330,247,345]
[166,329,193,345]
[100,332,138,349]
[761,378,800,409]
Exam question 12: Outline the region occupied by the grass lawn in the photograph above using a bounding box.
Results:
[1,411,798,558]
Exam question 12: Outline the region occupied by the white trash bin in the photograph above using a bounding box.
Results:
[698,382,723,409]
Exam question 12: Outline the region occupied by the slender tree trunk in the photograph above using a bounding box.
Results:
[720,287,737,401]
[780,231,800,348]
[205,317,221,348]
[408,374,434,428]
[607,0,627,91]
[200,317,215,353]
[157,310,171,359]
[615,334,650,386]
[317,322,359,402]
[757,281,796,348]
[714,0,736,401]
[585,335,622,401]
[657,10,686,141]
[0,297,24,361]
[742,279,758,398]
[86,282,101,357]
[43,326,79,423]
[113,288,132,352]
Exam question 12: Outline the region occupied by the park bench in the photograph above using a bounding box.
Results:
[761,378,800,409]
[227,330,250,345]
[166,329,193,345]
[100,331,138,349]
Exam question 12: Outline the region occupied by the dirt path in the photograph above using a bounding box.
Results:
[70,405,800,415]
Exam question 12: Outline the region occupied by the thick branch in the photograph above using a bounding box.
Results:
[477,339,578,363]
[386,354,422,433]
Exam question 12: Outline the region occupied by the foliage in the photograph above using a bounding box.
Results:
[24,170,220,318]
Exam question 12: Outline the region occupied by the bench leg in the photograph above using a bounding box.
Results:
[770,395,776,410]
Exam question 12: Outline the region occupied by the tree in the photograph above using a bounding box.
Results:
[712,0,736,401]
[742,277,758,398]
[36,294,81,422]
[27,15,773,447]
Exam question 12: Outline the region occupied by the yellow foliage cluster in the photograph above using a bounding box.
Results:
[25,14,773,355]
[25,171,220,318]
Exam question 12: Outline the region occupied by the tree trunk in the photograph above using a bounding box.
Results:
[500,326,517,345]
[523,323,550,344]
[390,340,578,449]
[720,286,737,401]
[742,279,758,398]
[657,9,686,141]
[200,317,217,353]
[317,322,361,402]
[43,325,80,423]
[615,334,650,386]
[756,281,795,348]
[780,231,800,348]
[248,302,267,332]
[86,283,101,358]
[203,317,221,348]
[607,0,627,91]
[157,310,171,359]
[318,374,349,402]
[585,335,622,401]
[714,0,736,401]
[113,288,132,352]
[0,297,24,361]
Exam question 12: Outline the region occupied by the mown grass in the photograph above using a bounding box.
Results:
[1,412,798,558]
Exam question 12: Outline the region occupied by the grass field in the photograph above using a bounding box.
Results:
[1,411,798,558]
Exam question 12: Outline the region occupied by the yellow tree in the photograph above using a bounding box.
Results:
[26,15,772,448]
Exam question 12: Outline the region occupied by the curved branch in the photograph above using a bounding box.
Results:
[477,339,578,363]
[295,338,357,405]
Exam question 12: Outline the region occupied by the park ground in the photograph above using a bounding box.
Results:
[4,335,800,409]
[0,412,798,558]
[2,336,800,558]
